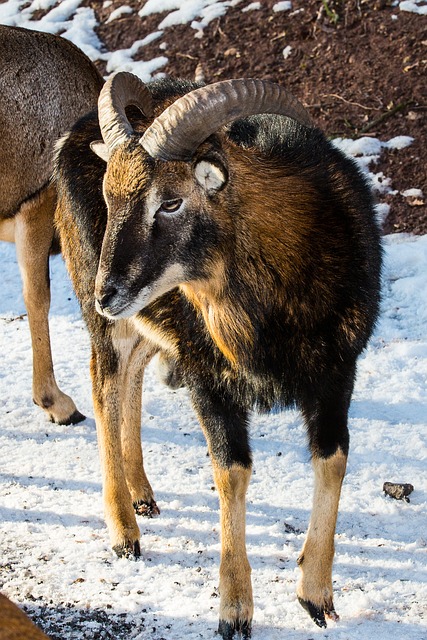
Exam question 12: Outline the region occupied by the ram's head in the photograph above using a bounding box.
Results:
[91,72,312,320]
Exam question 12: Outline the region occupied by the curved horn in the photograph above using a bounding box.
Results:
[140,78,312,161]
[98,72,153,151]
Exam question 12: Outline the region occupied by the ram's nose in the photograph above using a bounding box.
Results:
[95,285,118,312]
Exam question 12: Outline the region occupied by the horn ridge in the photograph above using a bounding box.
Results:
[139,78,312,161]
[98,72,154,151]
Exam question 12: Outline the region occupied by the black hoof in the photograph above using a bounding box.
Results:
[55,409,86,425]
[113,539,141,559]
[297,597,327,628]
[134,499,160,517]
[218,619,252,639]
[65,409,86,425]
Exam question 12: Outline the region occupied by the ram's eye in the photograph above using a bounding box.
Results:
[159,198,183,214]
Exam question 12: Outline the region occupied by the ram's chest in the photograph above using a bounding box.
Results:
[133,287,302,411]
[132,313,180,359]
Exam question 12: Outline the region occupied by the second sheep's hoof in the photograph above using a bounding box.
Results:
[56,409,86,425]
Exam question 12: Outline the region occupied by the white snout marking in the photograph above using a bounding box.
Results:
[130,262,185,312]
[146,188,161,223]
[149,262,186,300]
[96,263,185,320]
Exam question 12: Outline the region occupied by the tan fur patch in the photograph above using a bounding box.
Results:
[91,358,140,548]
[181,269,254,366]
[132,314,179,356]
[120,338,156,505]
[13,185,79,423]
[0,217,15,242]
[212,463,253,625]
[104,143,152,202]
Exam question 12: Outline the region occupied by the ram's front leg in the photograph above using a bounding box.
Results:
[191,385,253,639]
[297,387,351,627]
[90,341,140,558]
[120,340,159,518]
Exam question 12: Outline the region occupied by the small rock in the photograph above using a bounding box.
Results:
[383,482,414,502]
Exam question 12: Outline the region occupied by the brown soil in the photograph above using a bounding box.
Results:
[90,0,426,234]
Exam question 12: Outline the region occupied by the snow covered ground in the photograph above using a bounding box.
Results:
[1,235,427,640]
[0,1,426,638]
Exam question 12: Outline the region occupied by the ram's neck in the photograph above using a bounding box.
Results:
[179,149,327,366]
[180,272,255,367]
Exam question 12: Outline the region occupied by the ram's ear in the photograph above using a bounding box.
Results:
[194,160,227,193]
[90,140,110,162]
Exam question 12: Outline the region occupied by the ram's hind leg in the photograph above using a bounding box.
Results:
[191,383,253,640]
[14,186,83,424]
[297,382,352,627]
[297,449,347,626]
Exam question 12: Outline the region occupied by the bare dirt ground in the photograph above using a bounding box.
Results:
[88,0,427,235]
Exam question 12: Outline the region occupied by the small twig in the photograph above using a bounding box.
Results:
[271,31,287,43]
[321,93,376,111]
[176,53,198,61]
[360,102,407,134]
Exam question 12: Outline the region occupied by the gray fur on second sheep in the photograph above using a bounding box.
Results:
[0,25,103,424]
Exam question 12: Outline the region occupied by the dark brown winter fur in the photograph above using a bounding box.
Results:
[54,77,382,638]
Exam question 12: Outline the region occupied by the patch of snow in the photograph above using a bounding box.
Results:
[139,0,183,17]
[0,1,27,23]
[399,0,427,14]
[191,1,229,33]
[385,135,414,150]
[401,188,424,198]
[24,0,85,32]
[333,136,383,157]
[139,0,234,30]
[60,8,104,60]
[273,1,292,12]
[242,1,261,11]
[331,135,415,196]
[27,0,58,10]
[106,5,133,24]
[106,38,167,81]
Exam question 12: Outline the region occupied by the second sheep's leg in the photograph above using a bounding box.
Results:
[14,186,84,425]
